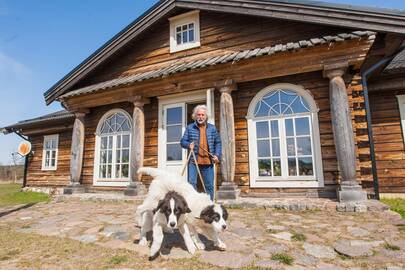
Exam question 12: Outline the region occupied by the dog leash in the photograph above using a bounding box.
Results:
[181,144,207,193]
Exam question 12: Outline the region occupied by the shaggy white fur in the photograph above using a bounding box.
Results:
[136,167,227,250]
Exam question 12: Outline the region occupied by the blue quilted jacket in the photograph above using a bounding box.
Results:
[180,122,222,162]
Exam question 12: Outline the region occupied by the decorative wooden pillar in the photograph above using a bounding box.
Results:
[215,79,240,199]
[124,96,149,196]
[323,63,367,202]
[64,109,88,194]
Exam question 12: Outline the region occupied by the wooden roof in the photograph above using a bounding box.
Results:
[1,110,74,134]
[44,0,405,105]
[58,30,375,100]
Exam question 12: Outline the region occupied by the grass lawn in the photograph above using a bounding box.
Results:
[0,183,50,207]
[0,226,219,270]
[381,198,405,218]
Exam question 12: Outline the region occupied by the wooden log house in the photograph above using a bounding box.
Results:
[2,0,405,200]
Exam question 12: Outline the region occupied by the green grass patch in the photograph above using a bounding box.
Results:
[0,183,50,207]
[383,242,400,251]
[381,198,405,218]
[109,255,128,265]
[271,253,294,265]
[291,232,306,242]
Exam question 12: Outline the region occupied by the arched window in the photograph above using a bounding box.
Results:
[94,110,132,185]
[247,84,323,188]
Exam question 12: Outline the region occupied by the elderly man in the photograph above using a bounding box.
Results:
[180,105,221,200]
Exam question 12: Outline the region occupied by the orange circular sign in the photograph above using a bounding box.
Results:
[18,141,32,156]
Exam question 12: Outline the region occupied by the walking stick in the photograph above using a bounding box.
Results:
[181,145,207,193]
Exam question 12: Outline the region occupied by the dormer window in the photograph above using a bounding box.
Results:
[169,10,200,53]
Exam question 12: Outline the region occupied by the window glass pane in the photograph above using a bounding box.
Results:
[271,120,279,137]
[167,125,182,142]
[51,150,56,159]
[100,150,107,164]
[176,26,181,32]
[100,165,106,178]
[52,139,57,149]
[116,150,121,163]
[176,33,181,45]
[188,23,194,29]
[189,29,194,42]
[285,119,294,136]
[258,159,271,176]
[297,137,312,156]
[167,144,182,161]
[122,149,129,163]
[273,158,281,176]
[45,152,50,166]
[295,117,310,135]
[182,24,187,31]
[167,107,182,125]
[257,140,270,157]
[107,150,112,164]
[287,138,295,156]
[122,135,130,148]
[254,102,270,117]
[182,31,188,43]
[45,140,51,149]
[108,136,113,149]
[117,135,121,148]
[106,165,112,178]
[298,157,313,176]
[51,158,56,167]
[272,139,280,157]
[280,90,297,107]
[263,92,279,110]
[115,165,121,178]
[101,137,108,149]
[288,158,297,176]
[122,164,129,178]
[256,121,269,138]
[290,97,310,113]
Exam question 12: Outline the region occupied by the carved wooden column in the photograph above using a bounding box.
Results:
[215,79,240,199]
[323,63,367,202]
[124,96,149,196]
[64,109,88,194]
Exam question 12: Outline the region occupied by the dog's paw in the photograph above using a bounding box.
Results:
[215,241,227,251]
[148,253,159,261]
[188,244,196,255]
[138,238,148,246]
[195,241,205,250]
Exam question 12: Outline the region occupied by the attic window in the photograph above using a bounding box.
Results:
[169,10,200,53]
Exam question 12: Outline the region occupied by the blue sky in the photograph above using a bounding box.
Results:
[0,0,404,165]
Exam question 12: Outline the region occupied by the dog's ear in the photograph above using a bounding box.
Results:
[221,204,228,220]
[179,195,192,213]
[153,199,165,214]
[200,205,214,223]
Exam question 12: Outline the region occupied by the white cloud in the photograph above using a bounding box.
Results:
[0,52,32,85]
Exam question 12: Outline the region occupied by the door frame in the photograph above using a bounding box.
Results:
[157,89,215,173]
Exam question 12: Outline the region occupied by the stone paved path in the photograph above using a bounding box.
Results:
[0,197,404,269]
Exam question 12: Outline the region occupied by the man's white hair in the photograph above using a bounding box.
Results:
[192,105,209,120]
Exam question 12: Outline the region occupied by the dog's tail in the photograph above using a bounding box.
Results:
[137,167,168,178]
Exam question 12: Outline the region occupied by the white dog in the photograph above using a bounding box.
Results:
[146,191,195,260]
[136,167,228,251]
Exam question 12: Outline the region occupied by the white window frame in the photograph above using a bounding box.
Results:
[169,10,200,53]
[93,109,132,187]
[396,94,405,143]
[247,83,324,188]
[42,134,59,171]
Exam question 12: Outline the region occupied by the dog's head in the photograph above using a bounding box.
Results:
[200,204,228,232]
[154,191,191,228]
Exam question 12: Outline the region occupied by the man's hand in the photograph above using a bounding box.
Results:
[189,142,195,150]
[212,155,219,164]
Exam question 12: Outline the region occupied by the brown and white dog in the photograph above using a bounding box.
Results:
[139,190,196,260]
[136,167,229,252]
